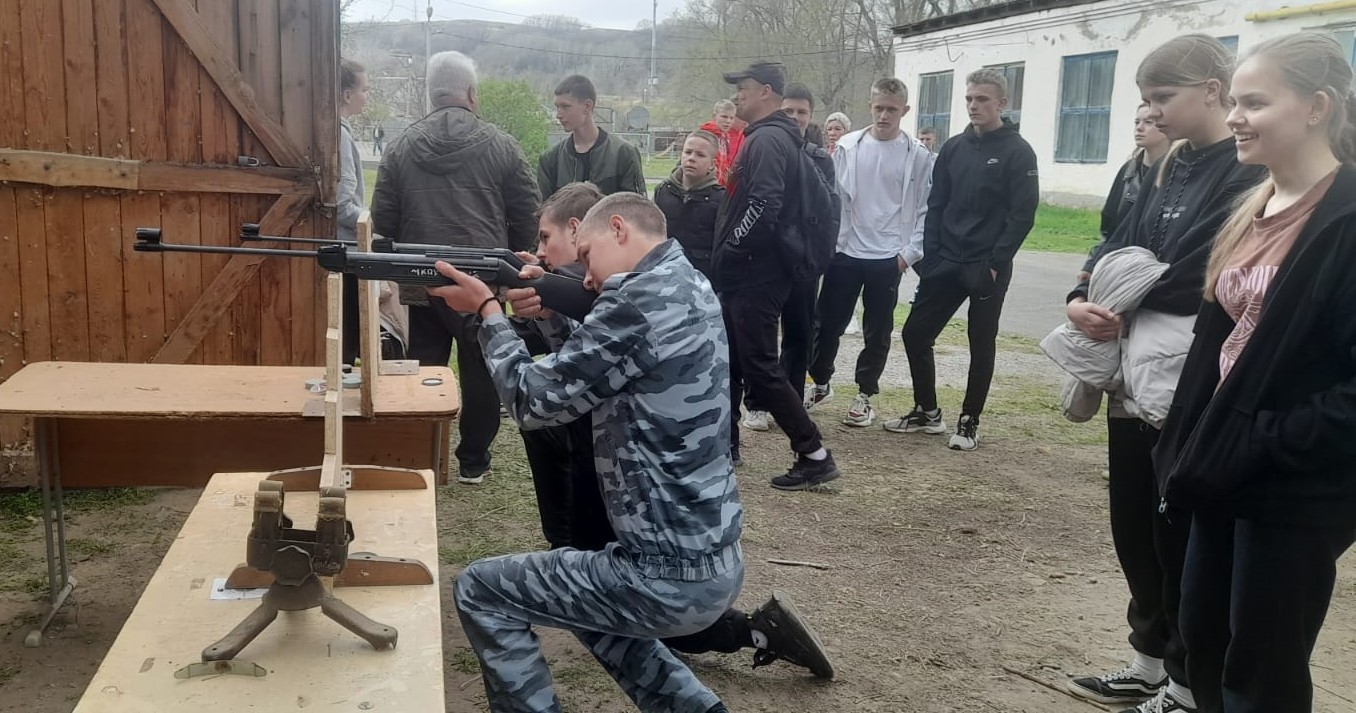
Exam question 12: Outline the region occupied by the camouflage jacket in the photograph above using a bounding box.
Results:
[479,240,743,581]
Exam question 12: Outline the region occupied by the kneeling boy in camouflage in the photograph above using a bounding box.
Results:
[430,193,743,712]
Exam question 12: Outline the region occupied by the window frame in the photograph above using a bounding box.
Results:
[916,70,954,142]
[1055,51,1118,165]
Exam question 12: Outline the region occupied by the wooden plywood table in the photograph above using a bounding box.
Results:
[72,471,445,712]
[0,360,459,648]
[0,361,461,488]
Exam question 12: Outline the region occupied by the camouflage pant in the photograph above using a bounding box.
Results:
[455,542,743,712]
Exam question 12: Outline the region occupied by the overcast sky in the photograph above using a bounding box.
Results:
[346,0,689,31]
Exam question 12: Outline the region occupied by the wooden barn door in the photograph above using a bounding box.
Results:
[0,0,340,484]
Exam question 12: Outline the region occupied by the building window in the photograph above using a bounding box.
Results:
[1334,29,1356,66]
[1217,35,1239,54]
[917,71,953,141]
[983,62,1025,125]
[1057,52,1117,164]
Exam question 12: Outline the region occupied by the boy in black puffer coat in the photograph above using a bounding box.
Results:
[654,131,726,281]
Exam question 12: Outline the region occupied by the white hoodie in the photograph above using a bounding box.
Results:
[832,128,935,266]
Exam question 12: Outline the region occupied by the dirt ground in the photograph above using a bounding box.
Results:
[2,358,1354,712]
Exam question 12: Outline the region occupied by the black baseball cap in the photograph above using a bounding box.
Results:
[723,61,786,95]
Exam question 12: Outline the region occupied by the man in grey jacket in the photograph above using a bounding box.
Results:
[371,50,540,484]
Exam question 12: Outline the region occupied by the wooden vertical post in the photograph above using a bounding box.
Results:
[357,211,379,418]
[322,272,345,490]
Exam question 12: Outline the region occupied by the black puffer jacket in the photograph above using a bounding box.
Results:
[654,167,724,279]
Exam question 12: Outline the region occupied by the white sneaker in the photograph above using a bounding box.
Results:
[947,414,980,451]
[1122,689,1196,713]
[842,394,875,427]
[804,383,834,410]
[743,410,770,431]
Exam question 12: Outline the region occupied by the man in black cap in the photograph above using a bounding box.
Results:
[712,61,840,492]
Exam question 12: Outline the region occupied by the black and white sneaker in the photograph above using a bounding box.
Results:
[948,414,980,451]
[804,383,834,411]
[770,452,840,491]
[882,405,946,434]
[749,590,835,679]
[1068,666,1167,705]
[1118,689,1196,713]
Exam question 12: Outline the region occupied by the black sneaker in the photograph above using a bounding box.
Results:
[1118,690,1196,713]
[731,447,744,468]
[749,590,835,679]
[1068,666,1167,704]
[769,452,840,491]
[882,405,946,434]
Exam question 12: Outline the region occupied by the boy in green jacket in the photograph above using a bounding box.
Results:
[539,75,646,198]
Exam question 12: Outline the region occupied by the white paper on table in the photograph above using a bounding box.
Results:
[208,577,267,601]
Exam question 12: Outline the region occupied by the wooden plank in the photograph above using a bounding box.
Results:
[83,193,128,362]
[357,212,379,417]
[241,0,292,366]
[162,11,201,166]
[14,187,50,364]
[150,0,308,168]
[120,191,165,362]
[281,0,318,367]
[0,0,25,148]
[311,0,339,208]
[93,0,130,158]
[0,187,23,377]
[18,0,67,151]
[152,193,308,364]
[44,190,91,361]
[0,149,313,193]
[70,470,444,713]
[195,0,236,364]
[159,194,201,359]
[61,0,100,156]
[125,0,167,162]
[324,273,342,459]
[54,420,450,488]
[230,197,262,365]
[0,362,459,418]
[196,194,233,364]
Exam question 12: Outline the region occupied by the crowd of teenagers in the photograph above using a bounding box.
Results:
[329,29,1356,713]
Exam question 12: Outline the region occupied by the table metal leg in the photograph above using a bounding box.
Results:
[26,417,77,648]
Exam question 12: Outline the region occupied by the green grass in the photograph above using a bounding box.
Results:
[642,154,677,180]
[891,303,1042,354]
[67,537,115,557]
[362,168,377,207]
[1025,203,1100,254]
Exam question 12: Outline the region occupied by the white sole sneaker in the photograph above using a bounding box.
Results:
[947,433,978,451]
[842,409,875,428]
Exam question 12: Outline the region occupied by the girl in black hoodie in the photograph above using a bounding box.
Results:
[1065,35,1267,713]
[1155,33,1356,712]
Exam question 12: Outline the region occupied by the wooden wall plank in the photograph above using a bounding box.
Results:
[239,0,292,365]
[125,0,167,162]
[0,187,23,376]
[281,0,316,365]
[83,193,127,362]
[93,0,130,158]
[0,0,27,148]
[0,187,27,455]
[0,149,313,193]
[309,0,340,363]
[62,0,99,156]
[44,191,91,361]
[87,0,131,364]
[15,187,51,364]
[231,198,263,366]
[162,15,203,361]
[121,192,165,362]
[196,0,238,365]
[18,0,66,151]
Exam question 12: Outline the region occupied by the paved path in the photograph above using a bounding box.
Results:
[899,250,1087,341]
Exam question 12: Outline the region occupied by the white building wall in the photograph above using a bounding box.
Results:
[894,0,1356,203]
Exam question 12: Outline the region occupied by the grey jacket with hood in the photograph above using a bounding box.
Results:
[372,106,540,302]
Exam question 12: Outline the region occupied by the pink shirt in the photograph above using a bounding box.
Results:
[1215,171,1336,382]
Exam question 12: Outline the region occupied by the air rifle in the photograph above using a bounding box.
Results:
[133,227,597,322]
